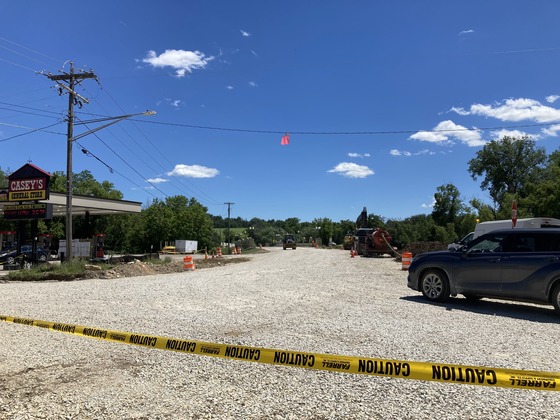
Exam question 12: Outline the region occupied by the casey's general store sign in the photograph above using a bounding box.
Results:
[9,178,48,200]
[7,163,51,202]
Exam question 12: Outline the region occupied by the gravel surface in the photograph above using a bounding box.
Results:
[1,247,559,419]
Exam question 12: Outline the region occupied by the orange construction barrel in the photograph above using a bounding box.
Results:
[401,252,412,270]
[183,255,195,271]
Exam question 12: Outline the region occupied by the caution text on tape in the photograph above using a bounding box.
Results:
[1,315,558,391]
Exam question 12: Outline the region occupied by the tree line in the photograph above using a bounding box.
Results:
[2,135,559,252]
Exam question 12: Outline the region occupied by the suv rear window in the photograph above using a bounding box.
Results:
[500,232,560,252]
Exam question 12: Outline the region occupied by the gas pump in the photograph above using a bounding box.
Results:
[38,234,51,253]
[0,231,16,250]
[93,234,106,258]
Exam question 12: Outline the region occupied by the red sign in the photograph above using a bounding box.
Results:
[9,177,47,192]
[3,203,53,220]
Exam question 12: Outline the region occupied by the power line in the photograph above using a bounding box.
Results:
[0,57,37,72]
[90,82,222,206]
[0,106,61,120]
[74,140,159,199]
[74,116,169,197]
[0,36,61,64]
[11,97,555,139]
[131,119,558,136]
[0,44,53,68]
[0,122,63,143]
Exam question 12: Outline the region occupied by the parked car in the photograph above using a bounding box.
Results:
[0,245,48,265]
[447,218,560,252]
[407,228,560,314]
[447,231,474,251]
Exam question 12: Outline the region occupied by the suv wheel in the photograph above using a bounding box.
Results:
[421,269,450,302]
[552,284,560,314]
[7,256,15,265]
[38,254,48,262]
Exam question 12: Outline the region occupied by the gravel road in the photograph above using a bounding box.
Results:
[1,247,559,419]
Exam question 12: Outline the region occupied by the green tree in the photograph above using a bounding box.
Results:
[0,166,9,187]
[519,150,560,218]
[283,217,301,236]
[141,198,175,249]
[134,196,214,252]
[50,170,123,199]
[312,218,334,245]
[387,214,437,244]
[333,219,355,244]
[0,167,12,232]
[367,213,385,229]
[432,183,463,226]
[469,198,495,222]
[468,135,546,209]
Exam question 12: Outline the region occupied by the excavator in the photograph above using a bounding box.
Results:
[350,207,394,257]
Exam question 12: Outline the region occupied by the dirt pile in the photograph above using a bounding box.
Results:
[84,257,251,280]
[402,241,447,257]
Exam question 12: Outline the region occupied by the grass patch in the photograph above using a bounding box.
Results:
[6,259,88,281]
[4,256,178,281]
[145,256,173,265]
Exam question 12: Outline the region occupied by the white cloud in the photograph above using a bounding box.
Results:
[226,85,234,90]
[389,149,411,157]
[147,177,168,184]
[167,164,220,178]
[421,198,436,209]
[240,29,251,37]
[546,95,559,103]
[449,106,470,116]
[542,124,560,137]
[490,129,535,140]
[327,162,374,178]
[410,120,485,147]
[169,99,182,107]
[142,49,214,78]
[390,149,436,157]
[248,81,257,87]
[452,98,560,123]
[409,130,450,144]
[458,29,475,36]
[416,149,436,156]
[348,152,371,158]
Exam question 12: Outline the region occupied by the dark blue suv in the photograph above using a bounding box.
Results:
[0,245,48,265]
[407,228,560,314]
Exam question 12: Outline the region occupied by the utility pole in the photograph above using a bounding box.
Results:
[46,64,155,260]
[47,63,96,260]
[224,202,234,254]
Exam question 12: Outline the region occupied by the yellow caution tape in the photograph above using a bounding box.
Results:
[2,314,559,391]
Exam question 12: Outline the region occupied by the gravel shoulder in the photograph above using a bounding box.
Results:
[1,247,559,419]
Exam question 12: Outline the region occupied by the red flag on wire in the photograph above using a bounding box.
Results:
[280,133,290,145]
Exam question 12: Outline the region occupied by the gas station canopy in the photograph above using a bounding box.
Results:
[0,191,142,218]
[1,163,142,219]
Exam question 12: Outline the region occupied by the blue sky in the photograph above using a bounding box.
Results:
[2,1,560,223]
